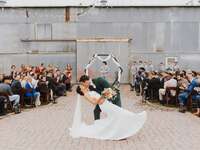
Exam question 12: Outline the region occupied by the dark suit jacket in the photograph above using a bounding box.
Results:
[149,77,162,90]
[11,80,22,95]
[92,77,110,94]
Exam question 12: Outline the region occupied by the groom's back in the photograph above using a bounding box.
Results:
[92,77,110,94]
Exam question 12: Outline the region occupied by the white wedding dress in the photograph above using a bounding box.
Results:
[69,91,147,140]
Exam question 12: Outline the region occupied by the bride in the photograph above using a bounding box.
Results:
[69,75,147,140]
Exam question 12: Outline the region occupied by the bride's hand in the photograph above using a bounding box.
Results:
[97,97,105,105]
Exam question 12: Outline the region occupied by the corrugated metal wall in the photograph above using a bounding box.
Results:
[0,7,200,83]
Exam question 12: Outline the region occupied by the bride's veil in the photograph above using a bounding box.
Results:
[69,94,82,138]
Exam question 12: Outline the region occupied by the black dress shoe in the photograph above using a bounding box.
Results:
[179,106,186,113]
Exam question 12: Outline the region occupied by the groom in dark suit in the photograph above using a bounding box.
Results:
[92,77,122,120]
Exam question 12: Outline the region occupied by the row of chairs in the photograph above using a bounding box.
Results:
[0,88,51,114]
[142,86,199,112]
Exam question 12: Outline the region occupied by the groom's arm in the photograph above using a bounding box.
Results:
[98,77,110,88]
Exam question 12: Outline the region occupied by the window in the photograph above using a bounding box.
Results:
[65,8,70,22]
[35,24,52,40]
[165,57,178,68]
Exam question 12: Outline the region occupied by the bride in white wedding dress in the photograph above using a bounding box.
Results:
[69,77,147,140]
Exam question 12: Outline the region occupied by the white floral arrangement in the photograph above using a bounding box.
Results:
[101,88,117,100]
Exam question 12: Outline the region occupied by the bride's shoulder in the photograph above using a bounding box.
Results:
[88,91,101,98]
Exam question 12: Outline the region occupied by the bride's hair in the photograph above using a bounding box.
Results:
[76,75,97,96]
[79,75,90,82]
[76,75,90,96]
[76,86,84,96]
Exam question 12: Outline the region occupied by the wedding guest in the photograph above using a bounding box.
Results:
[46,72,59,101]
[178,70,199,113]
[159,73,177,103]
[166,62,174,72]
[192,78,200,116]
[147,61,154,72]
[56,70,67,96]
[138,60,144,69]
[144,61,148,71]
[20,75,28,88]
[134,69,143,95]
[38,75,49,103]
[10,64,17,79]
[25,76,41,106]
[141,72,151,100]
[11,75,22,95]
[19,64,26,73]
[158,62,165,72]
[47,64,54,73]
[130,61,137,91]
[173,61,180,72]
[148,71,161,100]
[0,76,20,113]
[39,63,45,73]
[66,64,72,75]
[65,64,72,91]
[177,72,189,93]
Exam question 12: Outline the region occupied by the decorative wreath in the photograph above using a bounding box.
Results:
[84,54,123,87]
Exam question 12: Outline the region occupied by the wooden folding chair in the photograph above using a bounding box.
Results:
[0,92,13,113]
[164,87,179,106]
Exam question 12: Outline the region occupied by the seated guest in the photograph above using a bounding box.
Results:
[47,64,54,73]
[34,66,41,75]
[148,71,161,100]
[11,75,22,95]
[192,82,200,116]
[38,76,49,103]
[25,76,41,106]
[38,76,48,91]
[159,73,177,103]
[158,62,165,72]
[177,72,189,93]
[20,75,28,88]
[39,63,45,73]
[0,76,20,113]
[158,72,165,88]
[178,71,199,113]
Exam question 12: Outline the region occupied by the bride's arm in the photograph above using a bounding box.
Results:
[84,93,104,105]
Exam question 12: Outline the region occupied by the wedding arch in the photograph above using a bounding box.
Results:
[84,54,123,87]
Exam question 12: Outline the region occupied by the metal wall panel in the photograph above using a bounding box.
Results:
[1,7,200,82]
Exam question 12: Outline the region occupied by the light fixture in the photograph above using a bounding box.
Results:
[0,0,6,12]
[0,0,6,5]
[100,0,108,6]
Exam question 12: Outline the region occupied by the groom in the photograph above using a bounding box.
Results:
[91,77,122,120]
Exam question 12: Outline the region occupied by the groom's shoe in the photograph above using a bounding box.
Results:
[118,138,127,141]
